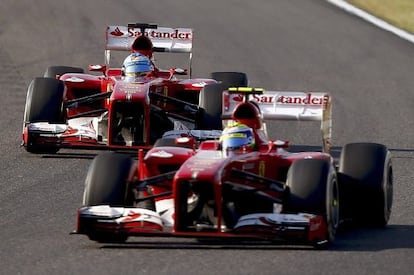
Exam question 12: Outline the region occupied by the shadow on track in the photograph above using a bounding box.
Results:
[38,150,137,160]
[27,146,414,161]
[41,152,98,160]
[332,224,414,251]
[94,225,414,251]
[291,145,414,160]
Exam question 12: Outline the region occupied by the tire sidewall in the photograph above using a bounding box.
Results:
[83,152,134,206]
[338,143,392,226]
[285,159,339,243]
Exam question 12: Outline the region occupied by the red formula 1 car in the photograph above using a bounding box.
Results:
[74,87,393,247]
[22,23,247,153]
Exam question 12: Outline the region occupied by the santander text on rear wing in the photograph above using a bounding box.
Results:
[105,24,193,65]
[222,88,332,153]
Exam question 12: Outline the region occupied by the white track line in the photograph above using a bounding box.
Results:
[326,0,414,44]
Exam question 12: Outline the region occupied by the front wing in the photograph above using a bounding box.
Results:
[23,117,196,151]
[74,205,329,245]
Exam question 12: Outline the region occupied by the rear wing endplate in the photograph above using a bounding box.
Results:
[222,89,332,153]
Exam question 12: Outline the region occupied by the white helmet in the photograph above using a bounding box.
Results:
[122,53,153,77]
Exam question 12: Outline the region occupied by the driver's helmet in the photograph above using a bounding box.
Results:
[220,123,255,155]
[122,53,153,78]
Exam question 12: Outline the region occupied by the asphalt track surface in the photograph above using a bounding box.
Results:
[1,0,413,274]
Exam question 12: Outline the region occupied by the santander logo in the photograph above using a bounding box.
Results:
[277,94,328,105]
[110,27,124,36]
[127,28,192,40]
[109,26,192,40]
[231,93,328,105]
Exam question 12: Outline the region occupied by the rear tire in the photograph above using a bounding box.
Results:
[23,77,66,153]
[154,138,192,148]
[338,143,393,227]
[210,72,248,88]
[285,159,339,245]
[197,72,248,130]
[44,66,84,78]
[198,83,225,129]
[83,152,134,243]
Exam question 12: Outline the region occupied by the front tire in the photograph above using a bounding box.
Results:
[83,152,134,243]
[23,77,66,153]
[285,159,339,245]
[83,152,134,207]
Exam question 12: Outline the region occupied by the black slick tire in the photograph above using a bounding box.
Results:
[197,72,248,130]
[338,143,393,227]
[285,159,339,246]
[210,72,248,88]
[83,152,134,243]
[23,77,66,153]
[43,66,84,78]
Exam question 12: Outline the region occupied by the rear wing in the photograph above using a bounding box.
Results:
[222,88,332,153]
[105,24,193,65]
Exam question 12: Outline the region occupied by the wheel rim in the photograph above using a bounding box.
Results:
[327,176,340,242]
[383,164,393,223]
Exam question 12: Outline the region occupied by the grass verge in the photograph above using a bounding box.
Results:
[348,0,414,34]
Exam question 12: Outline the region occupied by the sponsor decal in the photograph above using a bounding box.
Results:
[231,94,244,102]
[116,211,157,224]
[231,93,328,105]
[63,120,96,138]
[118,83,147,94]
[127,28,192,40]
[110,27,124,36]
[109,26,192,40]
[186,156,219,178]
[62,126,78,136]
[120,212,142,223]
[277,94,327,105]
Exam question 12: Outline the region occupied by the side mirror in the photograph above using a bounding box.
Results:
[273,140,289,148]
[171,68,188,75]
[88,64,107,72]
[175,136,195,148]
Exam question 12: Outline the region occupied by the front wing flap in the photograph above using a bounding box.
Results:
[24,118,103,148]
[75,205,328,244]
[77,206,164,234]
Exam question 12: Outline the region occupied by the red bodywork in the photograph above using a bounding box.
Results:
[76,97,334,245]
[22,33,217,152]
